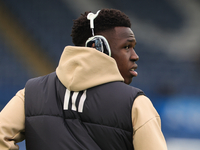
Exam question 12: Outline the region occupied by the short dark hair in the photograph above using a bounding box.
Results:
[71,8,131,46]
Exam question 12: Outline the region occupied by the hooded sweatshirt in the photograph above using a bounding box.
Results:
[0,46,168,150]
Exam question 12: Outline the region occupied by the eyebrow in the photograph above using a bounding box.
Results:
[127,39,137,44]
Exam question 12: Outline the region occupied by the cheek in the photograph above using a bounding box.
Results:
[111,49,129,72]
[118,56,129,68]
[115,58,124,68]
[116,58,129,75]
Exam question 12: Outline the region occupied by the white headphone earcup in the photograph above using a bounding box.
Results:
[85,35,111,57]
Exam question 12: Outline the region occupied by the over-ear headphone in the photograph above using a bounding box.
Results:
[85,10,111,56]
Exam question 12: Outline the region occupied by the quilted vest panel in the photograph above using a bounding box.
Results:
[25,72,144,150]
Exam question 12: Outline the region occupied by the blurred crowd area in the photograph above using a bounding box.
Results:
[0,0,200,149]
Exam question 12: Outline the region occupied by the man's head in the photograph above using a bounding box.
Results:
[71,8,131,46]
[71,8,139,84]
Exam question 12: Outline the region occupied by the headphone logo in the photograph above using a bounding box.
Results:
[85,10,111,56]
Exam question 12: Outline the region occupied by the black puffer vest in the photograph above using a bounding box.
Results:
[25,72,144,150]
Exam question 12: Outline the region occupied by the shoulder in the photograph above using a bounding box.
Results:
[132,95,159,130]
[25,72,57,91]
[106,82,144,94]
[15,89,25,101]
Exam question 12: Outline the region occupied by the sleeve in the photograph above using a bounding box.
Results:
[0,89,25,150]
[132,95,168,150]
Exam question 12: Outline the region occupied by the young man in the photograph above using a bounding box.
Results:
[0,8,168,149]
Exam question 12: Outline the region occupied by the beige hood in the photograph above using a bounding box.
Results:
[56,46,124,91]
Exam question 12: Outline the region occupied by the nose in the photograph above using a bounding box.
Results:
[130,49,139,61]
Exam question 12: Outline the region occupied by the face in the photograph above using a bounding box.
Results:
[103,27,139,84]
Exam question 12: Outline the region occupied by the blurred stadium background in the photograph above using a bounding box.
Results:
[0,0,200,149]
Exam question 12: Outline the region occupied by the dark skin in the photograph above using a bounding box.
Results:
[101,27,139,84]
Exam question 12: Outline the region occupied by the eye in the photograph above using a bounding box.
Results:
[124,45,130,50]
[124,45,135,50]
